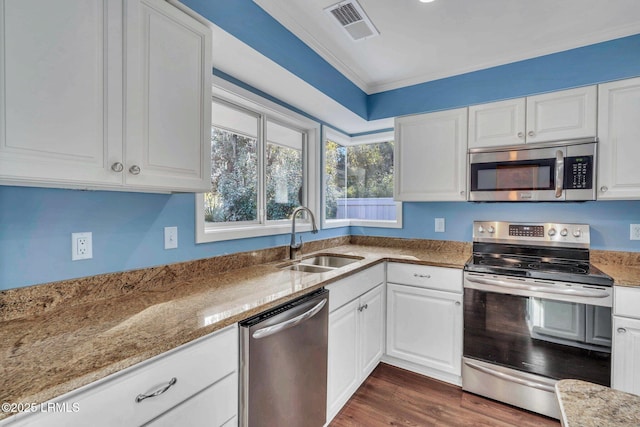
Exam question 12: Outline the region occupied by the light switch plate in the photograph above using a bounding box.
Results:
[435,218,445,233]
[164,226,178,249]
[631,224,640,240]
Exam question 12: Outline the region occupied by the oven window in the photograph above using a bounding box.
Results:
[463,288,611,386]
[471,159,555,191]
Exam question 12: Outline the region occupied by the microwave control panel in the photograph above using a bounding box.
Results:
[564,156,593,189]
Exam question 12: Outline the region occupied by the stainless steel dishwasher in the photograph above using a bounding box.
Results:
[239,288,329,427]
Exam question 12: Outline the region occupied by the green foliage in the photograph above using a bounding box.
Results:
[205,128,303,223]
[325,140,394,220]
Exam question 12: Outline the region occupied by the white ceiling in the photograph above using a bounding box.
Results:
[254,0,640,94]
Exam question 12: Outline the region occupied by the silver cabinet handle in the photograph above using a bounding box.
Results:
[600,186,608,193]
[460,190,465,197]
[528,130,535,137]
[517,132,524,138]
[358,303,368,312]
[617,328,627,334]
[129,165,141,175]
[253,299,326,339]
[464,360,555,393]
[455,301,461,306]
[111,162,124,172]
[136,377,177,403]
[414,273,431,279]
[466,276,610,298]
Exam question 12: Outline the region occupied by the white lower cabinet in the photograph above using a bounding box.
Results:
[612,286,640,396]
[3,325,238,427]
[384,263,463,385]
[326,265,385,424]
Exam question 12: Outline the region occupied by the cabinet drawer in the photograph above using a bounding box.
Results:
[326,264,384,312]
[144,372,238,427]
[614,286,640,319]
[9,325,238,427]
[387,263,462,293]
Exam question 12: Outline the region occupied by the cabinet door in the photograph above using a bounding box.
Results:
[125,0,212,192]
[0,0,122,187]
[327,299,360,421]
[612,316,640,396]
[394,108,467,201]
[468,98,526,148]
[386,284,462,376]
[525,86,597,143]
[598,77,640,199]
[359,284,384,379]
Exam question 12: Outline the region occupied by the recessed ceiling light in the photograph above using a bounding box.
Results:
[419,0,435,3]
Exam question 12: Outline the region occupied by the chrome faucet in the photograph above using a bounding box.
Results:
[289,206,319,259]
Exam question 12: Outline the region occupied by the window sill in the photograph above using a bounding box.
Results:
[196,221,313,244]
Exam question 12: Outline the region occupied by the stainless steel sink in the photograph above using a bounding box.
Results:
[281,264,334,273]
[279,254,363,273]
[299,255,363,268]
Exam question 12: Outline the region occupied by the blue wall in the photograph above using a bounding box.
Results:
[368,34,640,120]
[354,201,640,252]
[0,186,349,290]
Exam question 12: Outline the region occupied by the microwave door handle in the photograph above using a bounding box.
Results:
[555,150,564,198]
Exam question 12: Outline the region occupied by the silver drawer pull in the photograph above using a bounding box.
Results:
[414,273,431,279]
[358,303,368,312]
[136,377,177,403]
[617,328,627,334]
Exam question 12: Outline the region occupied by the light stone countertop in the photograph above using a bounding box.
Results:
[0,238,470,421]
[556,380,640,427]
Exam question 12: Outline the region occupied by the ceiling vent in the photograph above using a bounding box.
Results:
[325,1,380,41]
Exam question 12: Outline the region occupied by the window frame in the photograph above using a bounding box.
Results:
[322,127,402,230]
[196,77,320,244]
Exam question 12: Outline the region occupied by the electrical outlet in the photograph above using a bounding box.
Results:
[72,232,93,260]
[631,224,640,240]
[164,226,178,249]
[435,218,445,233]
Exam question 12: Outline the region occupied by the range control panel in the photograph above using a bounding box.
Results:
[473,221,590,248]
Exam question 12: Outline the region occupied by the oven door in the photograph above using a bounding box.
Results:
[463,272,612,386]
[469,145,565,201]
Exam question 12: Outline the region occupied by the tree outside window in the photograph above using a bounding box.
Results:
[325,139,396,222]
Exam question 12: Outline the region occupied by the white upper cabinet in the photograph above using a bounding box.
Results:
[0,0,212,193]
[124,0,212,191]
[468,98,526,148]
[468,86,597,148]
[525,86,597,143]
[597,77,640,200]
[394,108,468,201]
[0,0,123,186]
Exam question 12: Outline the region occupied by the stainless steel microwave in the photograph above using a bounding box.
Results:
[468,138,597,202]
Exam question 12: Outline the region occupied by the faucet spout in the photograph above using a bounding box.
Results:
[289,206,319,259]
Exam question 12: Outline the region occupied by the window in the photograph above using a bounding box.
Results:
[196,80,319,243]
[323,129,402,228]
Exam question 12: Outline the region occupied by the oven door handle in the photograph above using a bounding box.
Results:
[464,360,556,393]
[465,276,610,298]
[555,149,564,198]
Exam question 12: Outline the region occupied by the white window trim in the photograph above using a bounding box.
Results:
[196,76,320,244]
[322,127,402,230]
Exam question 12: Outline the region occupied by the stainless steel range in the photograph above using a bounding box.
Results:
[462,221,613,419]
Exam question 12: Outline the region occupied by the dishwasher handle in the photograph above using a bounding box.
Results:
[252,298,327,339]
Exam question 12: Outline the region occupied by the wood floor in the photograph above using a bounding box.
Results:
[329,363,560,427]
